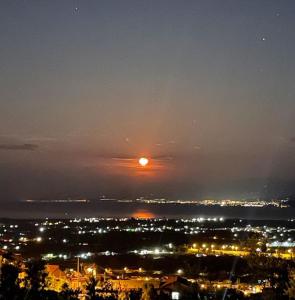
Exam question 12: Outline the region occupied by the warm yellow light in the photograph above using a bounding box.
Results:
[139,157,149,167]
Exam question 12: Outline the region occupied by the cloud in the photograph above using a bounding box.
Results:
[0,143,38,151]
[110,155,174,161]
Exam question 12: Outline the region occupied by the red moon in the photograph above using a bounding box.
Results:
[138,157,149,167]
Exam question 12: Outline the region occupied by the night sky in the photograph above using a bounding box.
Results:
[1,0,295,203]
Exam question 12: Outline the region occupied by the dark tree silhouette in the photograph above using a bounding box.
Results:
[0,264,21,300]
[24,259,48,300]
[60,283,81,300]
[86,276,99,300]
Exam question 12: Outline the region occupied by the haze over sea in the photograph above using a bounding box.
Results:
[1,200,294,220]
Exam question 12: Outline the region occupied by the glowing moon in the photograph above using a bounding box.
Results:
[138,157,149,167]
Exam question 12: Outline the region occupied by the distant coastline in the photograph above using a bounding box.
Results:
[1,199,294,220]
[21,197,290,208]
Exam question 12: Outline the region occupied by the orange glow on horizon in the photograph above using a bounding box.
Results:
[132,210,155,219]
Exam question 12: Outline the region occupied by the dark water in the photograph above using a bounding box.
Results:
[0,201,294,220]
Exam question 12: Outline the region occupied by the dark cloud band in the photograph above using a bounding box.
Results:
[0,144,38,151]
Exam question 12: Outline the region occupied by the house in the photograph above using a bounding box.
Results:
[46,264,68,291]
[159,276,200,300]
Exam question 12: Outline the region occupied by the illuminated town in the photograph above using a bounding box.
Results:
[1,217,295,299]
[119,198,290,208]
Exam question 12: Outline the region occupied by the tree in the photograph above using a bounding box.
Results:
[129,289,141,300]
[118,291,130,300]
[0,264,21,300]
[285,279,295,300]
[140,283,156,300]
[60,283,81,300]
[86,276,99,300]
[246,255,289,287]
[24,259,48,300]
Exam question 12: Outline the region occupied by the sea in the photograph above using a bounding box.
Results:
[0,200,294,220]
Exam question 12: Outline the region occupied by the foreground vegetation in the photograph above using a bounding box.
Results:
[1,252,295,300]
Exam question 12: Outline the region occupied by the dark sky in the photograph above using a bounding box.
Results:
[1,0,295,202]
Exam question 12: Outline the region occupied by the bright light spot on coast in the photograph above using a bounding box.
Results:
[139,157,149,167]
